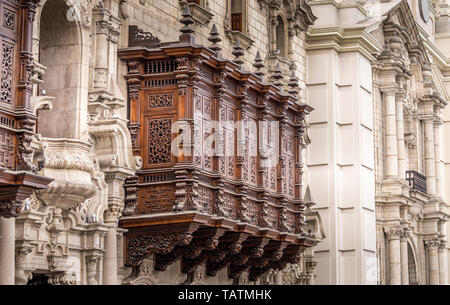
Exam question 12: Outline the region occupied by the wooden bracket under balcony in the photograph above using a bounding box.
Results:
[0,168,53,218]
[119,212,316,280]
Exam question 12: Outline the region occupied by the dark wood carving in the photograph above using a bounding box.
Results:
[129,25,160,49]
[119,19,315,280]
[0,0,53,217]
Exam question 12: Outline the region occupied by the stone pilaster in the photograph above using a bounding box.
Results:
[434,120,443,199]
[438,240,448,284]
[395,92,406,179]
[384,227,403,285]
[383,90,398,179]
[424,117,436,196]
[0,217,15,284]
[425,239,440,285]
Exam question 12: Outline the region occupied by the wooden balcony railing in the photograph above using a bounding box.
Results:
[406,170,427,194]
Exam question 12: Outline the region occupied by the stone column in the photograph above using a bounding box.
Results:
[0,217,15,285]
[384,90,399,179]
[434,120,443,198]
[400,231,409,285]
[103,226,117,285]
[395,93,406,179]
[385,227,402,285]
[424,118,436,196]
[103,205,121,285]
[425,239,440,285]
[438,240,448,284]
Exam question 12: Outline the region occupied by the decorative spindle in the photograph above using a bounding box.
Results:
[208,24,222,55]
[232,39,245,69]
[179,4,195,43]
[272,63,283,87]
[253,51,265,78]
[288,71,299,95]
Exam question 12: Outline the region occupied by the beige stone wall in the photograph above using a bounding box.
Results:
[120,0,306,94]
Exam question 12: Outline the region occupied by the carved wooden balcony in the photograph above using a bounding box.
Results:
[0,0,54,218]
[118,24,315,281]
[406,170,427,194]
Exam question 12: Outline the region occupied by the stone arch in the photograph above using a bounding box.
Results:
[407,238,420,285]
[35,0,89,139]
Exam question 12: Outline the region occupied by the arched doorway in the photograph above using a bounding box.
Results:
[37,0,84,139]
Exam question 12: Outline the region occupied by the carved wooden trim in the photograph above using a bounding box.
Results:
[126,232,193,266]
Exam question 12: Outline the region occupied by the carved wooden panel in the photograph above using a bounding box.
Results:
[225,105,235,179]
[266,205,279,230]
[245,199,259,225]
[3,9,15,31]
[138,184,174,213]
[194,89,214,170]
[146,118,172,166]
[0,40,13,104]
[223,192,237,219]
[0,128,14,168]
[198,185,214,214]
[147,93,173,108]
[285,134,295,198]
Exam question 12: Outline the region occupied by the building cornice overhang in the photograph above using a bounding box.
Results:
[308,0,369,15]
[305,26,383,62]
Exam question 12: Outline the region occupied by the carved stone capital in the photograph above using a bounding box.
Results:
[425,238,440,251]
[384,227,403,240]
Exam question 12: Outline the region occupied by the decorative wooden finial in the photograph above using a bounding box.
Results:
[232,38,245,69]
[288,71,299,95]
[272,63,283,87]
[253,51,265,78]
[208,24,222,55]
[179,4,195,43]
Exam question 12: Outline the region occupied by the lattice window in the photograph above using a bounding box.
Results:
[147,118,172,165]
[1,41,13,104]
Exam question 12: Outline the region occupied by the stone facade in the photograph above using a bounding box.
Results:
[306,0,450,284]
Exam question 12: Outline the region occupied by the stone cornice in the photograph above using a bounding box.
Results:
[308,0,368,15]
[305,26,383,62]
